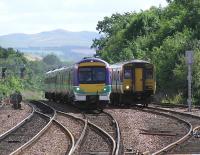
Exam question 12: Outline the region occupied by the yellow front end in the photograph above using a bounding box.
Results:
[79,84,105,94]
[145,79,156,94]
[123,79,132,92]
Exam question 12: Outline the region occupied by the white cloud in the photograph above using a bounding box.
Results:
[0,0,168,35]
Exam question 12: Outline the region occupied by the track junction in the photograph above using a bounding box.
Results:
[1,101,200,154]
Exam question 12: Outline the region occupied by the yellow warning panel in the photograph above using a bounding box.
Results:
[123,79,132,91]
[135,68,143,92]
[80,84,105,93]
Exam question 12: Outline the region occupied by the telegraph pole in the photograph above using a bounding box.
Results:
[186,51,193,112]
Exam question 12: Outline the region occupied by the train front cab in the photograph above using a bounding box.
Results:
[73,58,111,106]
[123,61,155,106]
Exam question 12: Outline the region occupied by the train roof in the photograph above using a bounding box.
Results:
[76,57,109,67]
[45,66,70,77]
[110,59,152,68]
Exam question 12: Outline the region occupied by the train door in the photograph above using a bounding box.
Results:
[135,68,143,92]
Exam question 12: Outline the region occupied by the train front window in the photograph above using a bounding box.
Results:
[124,68,132,79]
[79,67,105,83]
[146,69,153,79]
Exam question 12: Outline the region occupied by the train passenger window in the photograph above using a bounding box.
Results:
[124,69,132,79]
[146,69,153,79]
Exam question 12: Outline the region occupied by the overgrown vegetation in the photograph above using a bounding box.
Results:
[0,47,68,100]
[92,0,200,104]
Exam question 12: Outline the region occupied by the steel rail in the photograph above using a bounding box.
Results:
[37,100,88,153]
[103,111,121,155]
[56,110,88,154]
[55,110,116,155]
[88,120,116,155]
[149,105,200,119]
[53,119,75,155]
[0,103,34,141]
[151,102,200,109]
[141,107,193,155]
[9,101,56,155]
[41,100,117,154]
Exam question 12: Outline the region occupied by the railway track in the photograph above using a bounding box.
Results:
[21,119,75,155]
[0,101,55,155]
[106,106,191,154]
[21,101,77,155]
[38,100,200,154]
[84,109,121,155]
[0,101,75,155]
[41,100,120,155]
[55,110,87,154]
[146,105,200,154]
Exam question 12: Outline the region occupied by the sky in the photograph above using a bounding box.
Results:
[0,0,168,35]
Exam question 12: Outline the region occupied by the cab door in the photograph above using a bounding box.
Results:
[135,68,143,92]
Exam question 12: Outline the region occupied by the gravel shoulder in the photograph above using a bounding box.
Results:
[105,108,189,154]
[0,102,32,135]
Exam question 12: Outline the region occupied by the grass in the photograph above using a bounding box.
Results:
[21,89,44,100]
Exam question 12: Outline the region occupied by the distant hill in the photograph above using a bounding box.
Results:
[0,29,99,48]
[0,29,99,61]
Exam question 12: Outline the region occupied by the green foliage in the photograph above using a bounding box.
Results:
[92,0,200,104]
[0,47,67,99]
[43,54,62,66]
[0,76,24,96]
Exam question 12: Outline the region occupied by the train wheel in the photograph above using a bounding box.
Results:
[119,94,123,106]
[109,94,114,106]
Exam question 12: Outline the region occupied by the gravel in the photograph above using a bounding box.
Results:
[149,107,200,130]
[105,108,189,154]
[56,113,85,141]
[0,113,48,155]
[43,101,83,118]
[0,102,32,135]
[86,113,114,133]
[168,136,200,154]
[21,123,70,155]
[79,125,112,154]
[151,104,200,116]
[150,104,200,154]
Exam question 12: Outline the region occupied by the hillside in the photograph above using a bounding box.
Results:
[0,29,99,61]
[0,29,99,48]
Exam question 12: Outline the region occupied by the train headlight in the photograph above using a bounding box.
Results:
[76,87,80,91]
[126,85,130,90]
[103,88,106,91]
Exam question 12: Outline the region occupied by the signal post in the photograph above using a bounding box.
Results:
[186,51,193,112]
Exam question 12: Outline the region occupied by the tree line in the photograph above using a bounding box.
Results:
[92,0,200,104]
[0,47,66,99]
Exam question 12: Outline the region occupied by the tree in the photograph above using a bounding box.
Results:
[43,54,62,66]
[92,0,200,104]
